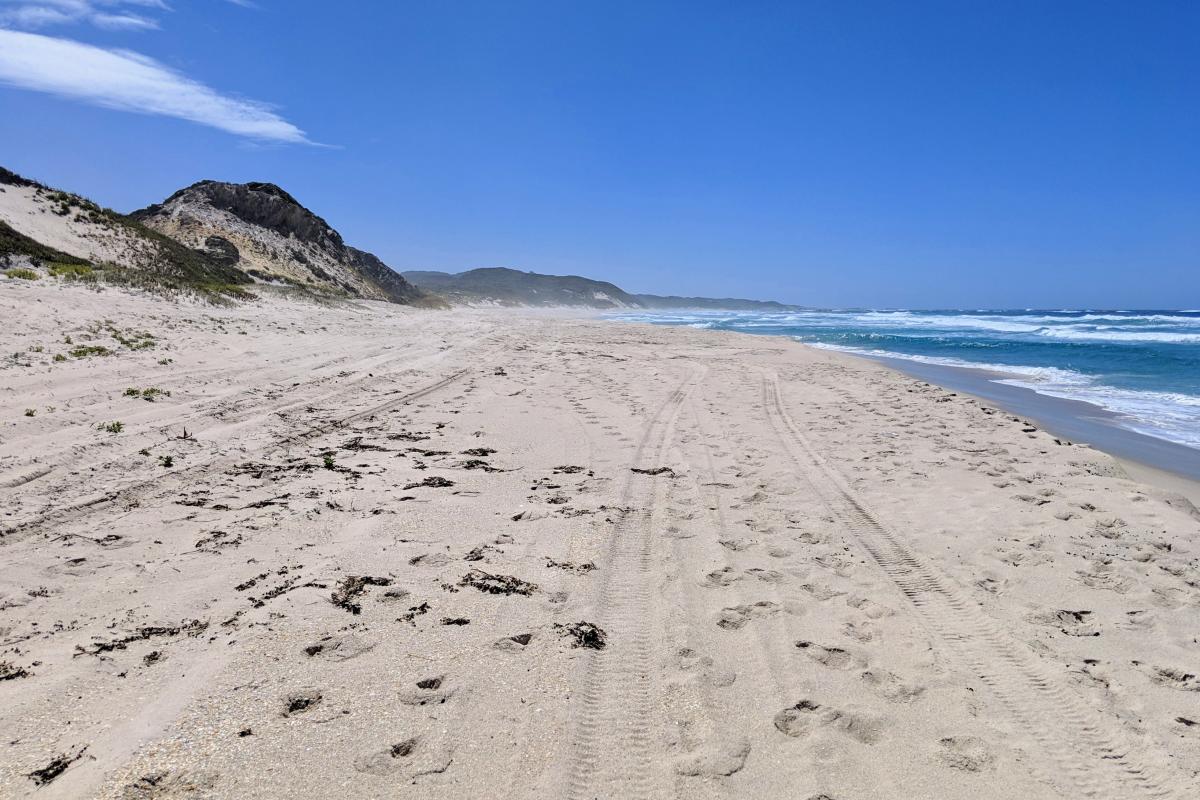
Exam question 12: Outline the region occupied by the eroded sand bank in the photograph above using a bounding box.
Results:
[2,281,1199,799]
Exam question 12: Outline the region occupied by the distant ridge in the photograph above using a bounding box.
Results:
[403,267,796,310]
[634,294,801,312]
[402,268,642,308]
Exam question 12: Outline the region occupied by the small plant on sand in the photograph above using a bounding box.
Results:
[53,353,66,362]
[123,387,170,401]
[24,408,36,417]
[69,345,111,359]
[322,453,336,470]
[159,455,174,467]
[64,335,73,344]
[97,420,124,434]
[5,268,39,280]
[138,448,150,457]
[157,358,173,365]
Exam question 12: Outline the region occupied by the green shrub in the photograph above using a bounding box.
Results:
[97,420,124,433]
[53,353,66,362]
[47,262,94,280]
[125,387,170,401]
[5,268,39,280]
[23,408,35,417]
[159,455,174,467]
[70,345,111,358]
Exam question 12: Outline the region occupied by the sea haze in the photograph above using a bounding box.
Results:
[609,309,1200,452]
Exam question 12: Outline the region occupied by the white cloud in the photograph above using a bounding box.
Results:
[91,11,158,30]
[0,28,312,143]
[0,1,167,31]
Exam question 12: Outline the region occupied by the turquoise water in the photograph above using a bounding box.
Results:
[609,309,1200,450]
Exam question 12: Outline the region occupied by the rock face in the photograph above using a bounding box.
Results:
[133,181,430,304]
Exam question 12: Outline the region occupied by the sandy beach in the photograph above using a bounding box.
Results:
[3,281,1199,799]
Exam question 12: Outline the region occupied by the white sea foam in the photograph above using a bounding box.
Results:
[808,342,1200,448]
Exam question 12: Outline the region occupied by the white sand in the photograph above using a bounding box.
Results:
[1,279,1198,799]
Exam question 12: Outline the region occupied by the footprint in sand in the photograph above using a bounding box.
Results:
[121,769,219,799]
[773,699,882,744]
[701,567,738,588]
[354,736,453,779]
[1132,661,1200,692]
[937,736,995,772]
[494,633,534,652]
[846,595,893,619]
[282,689,324,717]
[676,648,737,687]
[399,675,458,705]
[861,669,925,703]
[717,602,776,629]
[674,738,751,777]
[303,633,376,661]
[794,640,864,670]
[718,537,755,551]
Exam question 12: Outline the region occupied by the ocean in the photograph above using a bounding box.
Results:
[608,309,1200,452]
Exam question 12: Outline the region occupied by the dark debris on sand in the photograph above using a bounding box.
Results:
[1,660,32,680]
[457,459,502,472]
[73,620,207,657]
[459,568,538,596]
[556,621,607,649]
[631,466,676,477]
[545,558,596,573]
[331,575,393,614]
[402,475,455,490]
[26,747,87,786]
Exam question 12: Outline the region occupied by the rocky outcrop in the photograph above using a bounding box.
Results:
[132,181,431,305]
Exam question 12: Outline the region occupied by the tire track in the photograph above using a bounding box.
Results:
[564,364,705,800]
[761,371,1189,799]
[0,352,490,543]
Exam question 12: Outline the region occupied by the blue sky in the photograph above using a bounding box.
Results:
[1,1,1197,309]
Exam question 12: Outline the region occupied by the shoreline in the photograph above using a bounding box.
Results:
[856,352,1200,505]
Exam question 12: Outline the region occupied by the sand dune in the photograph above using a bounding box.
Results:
[1,280,1198,799]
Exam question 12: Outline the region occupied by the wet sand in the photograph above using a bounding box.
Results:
[2,281,1199,799]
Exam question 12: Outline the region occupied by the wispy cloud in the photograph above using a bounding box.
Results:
[0,1,166,31]
[0,28,312,143]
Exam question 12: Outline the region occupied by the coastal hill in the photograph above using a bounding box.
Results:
[131,181,431,305]
[404,267,799,310]
[1,166,434,305]
[0,167,249,288]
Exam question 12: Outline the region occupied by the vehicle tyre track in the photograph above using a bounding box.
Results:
[0,357,486,543]
[564,364,705,800]
[762,371,1189,799]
